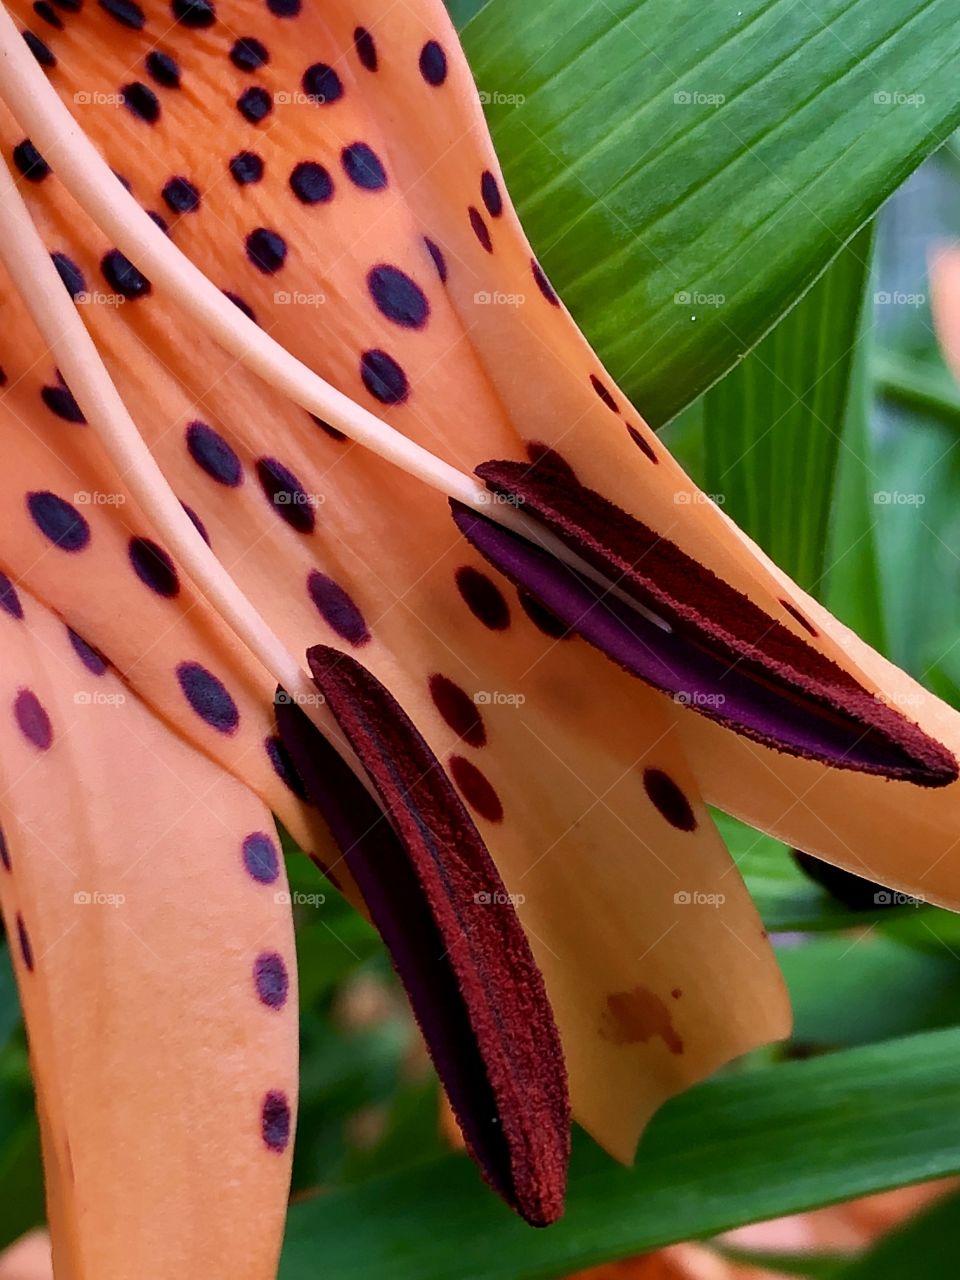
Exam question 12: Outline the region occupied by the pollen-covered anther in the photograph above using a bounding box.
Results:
[275,649,570,1226]
[452,461,958,787]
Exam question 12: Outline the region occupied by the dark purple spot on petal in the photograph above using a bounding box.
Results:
[455,567,510,631]
[0,571,23,620]
[360,349,408,405]
[267,0,299,14]
[261,1090,290,1152]
[302,62,343,105]
[186,421,243,486]
[254,951,289,1008]
[643,768,697,832]
[627,423,658,463]
[429,674,486,748]
[17,915,34,972]
[12,139,49,182]
[99,0,143,25]
[176,661,239,733]
[781,599,818,637]
[367,264,429,329]
[0,825,9,872]
[590,374,618,412]
[289,161,333,205]
[181,502,210,546]
[51,252,86,300]
[354,25,376,71]
[230,36,268,71]
[23,30,55,67]
[481,170,503,218]
[171,0,215,27]
[162,175,200,213]
[41,381,85,424]
[34,1,64,29]
[146,50,181,88]
[14,689,52,751]
[307,571,369,646]
[419,40,447,86]
[122,82,160,124]
[224,291,257,322]
[532,258,559,306]
[27,491,89,551]
[237,86,272,124]
[449,755,503,823]
[246,227,286,274]
[230,150,264,185]
[469,207,492,253]
[255,457,315,534]
[101,249,151,299]
[67,626,107,675]
[341,142,387,191]
[424,236,447,284]
[309,412,346,443]
[242,830,280,884]
[129,536,179,597]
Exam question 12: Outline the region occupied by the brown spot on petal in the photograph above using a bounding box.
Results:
[601,986,684,1055]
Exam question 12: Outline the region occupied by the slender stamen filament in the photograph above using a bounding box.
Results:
[0,4,669,632]
[0,147,370,782]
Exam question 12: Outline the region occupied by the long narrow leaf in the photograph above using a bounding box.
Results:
[464,0,960,424]
[281,1030,960,1280]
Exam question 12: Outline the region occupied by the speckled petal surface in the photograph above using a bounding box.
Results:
[0,0,797,1164]
[0,584,297,1278]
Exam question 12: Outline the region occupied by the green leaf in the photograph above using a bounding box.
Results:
[781,934,960,1046]
[464,0,960,425]
[824,322,889,653]
[0,945,22,1050]
[875,348,960,429]
[703,225,873,592]
[281,1029,960,1280]
[0,1048,45,1250]
[445,0,488,28]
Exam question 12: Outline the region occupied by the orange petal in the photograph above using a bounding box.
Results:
[0,584,297,1278]
[930,243,960,382]
[0,0,792,1162]
[0,1231,52,1280]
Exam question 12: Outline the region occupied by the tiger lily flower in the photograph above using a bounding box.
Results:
[0,1,959,1275]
